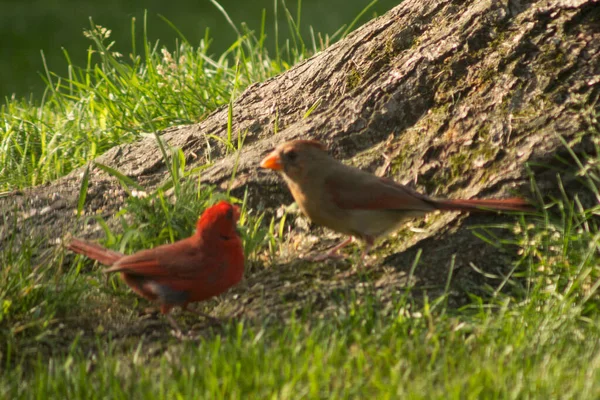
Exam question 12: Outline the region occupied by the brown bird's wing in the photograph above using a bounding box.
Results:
[324,172,436,212]
[432,197,534,212]
[324,170,532,213]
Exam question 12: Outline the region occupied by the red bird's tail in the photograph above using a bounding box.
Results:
[432,197,534,213]
[67,238,123,266]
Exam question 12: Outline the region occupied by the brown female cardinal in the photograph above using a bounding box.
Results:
[67,200,244,333]
[260,140,532,265]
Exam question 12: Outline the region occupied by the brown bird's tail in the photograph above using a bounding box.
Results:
[67,238,123,266]
[431,197,534,213]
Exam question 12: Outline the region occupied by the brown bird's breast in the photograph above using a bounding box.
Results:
[284,174,356,236]
[343,208,429,240]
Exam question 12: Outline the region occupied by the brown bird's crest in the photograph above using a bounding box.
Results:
[291,139,327,152]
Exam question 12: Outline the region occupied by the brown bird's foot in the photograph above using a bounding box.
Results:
[303,237,354,262]
[334,260,377,278]
[335,264,375,279]
[303,251,346,262]
[335,268,358,279]
[334,244,374,278]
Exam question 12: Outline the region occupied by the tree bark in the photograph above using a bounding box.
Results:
[2,0,599,296]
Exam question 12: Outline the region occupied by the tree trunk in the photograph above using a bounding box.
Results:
[3,0,599,299]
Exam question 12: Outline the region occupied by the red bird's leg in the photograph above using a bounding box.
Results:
[165,314,183,334]
[306,237,354,261]
[159,304,185,336]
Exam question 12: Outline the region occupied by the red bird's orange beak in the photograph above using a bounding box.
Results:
[260,152,283,171]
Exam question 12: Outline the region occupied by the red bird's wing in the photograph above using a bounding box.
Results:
[104,239,212,281]
[325,174,436,212]
[104,238,241,304]
[67,238,124,265]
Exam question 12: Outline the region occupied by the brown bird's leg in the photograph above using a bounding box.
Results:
[336,237,375,278]
[305,237,354,261]
[359,239,374,264]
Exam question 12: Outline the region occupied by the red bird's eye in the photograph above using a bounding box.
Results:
[222,204,240,222]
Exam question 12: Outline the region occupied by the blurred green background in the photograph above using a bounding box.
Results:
[1,0,398,99]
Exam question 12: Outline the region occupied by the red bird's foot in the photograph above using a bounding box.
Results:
[182,305,223,326]
[166,314,184,336]
[166,312,222,340]
[171,329,190,341]
[190,310,222,326]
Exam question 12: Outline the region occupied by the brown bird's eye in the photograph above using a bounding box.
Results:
[225,207,233,220]
[285,150,297,161]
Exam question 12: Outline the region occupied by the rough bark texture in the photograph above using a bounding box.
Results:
[2,0,599,313]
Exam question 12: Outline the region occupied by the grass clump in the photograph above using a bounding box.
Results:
[1,18,232,190]
[0,0,364,192]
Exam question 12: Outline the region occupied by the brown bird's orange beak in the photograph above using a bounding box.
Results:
[260,152,283,171]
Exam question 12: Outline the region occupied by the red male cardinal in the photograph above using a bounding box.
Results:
[67,200,244,333]
[260,140,533,266]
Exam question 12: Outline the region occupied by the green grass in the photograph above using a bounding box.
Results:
[2,172,600,398]
[0,0,372,191]
[0,0,398,98]
[3,128,600,397]
[5,296,600,398]
[2,1,600,398]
